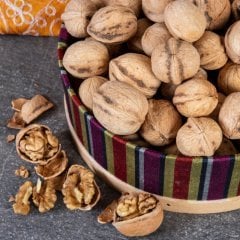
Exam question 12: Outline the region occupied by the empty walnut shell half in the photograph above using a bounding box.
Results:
[16,124,61,165]
[62,165,100,211]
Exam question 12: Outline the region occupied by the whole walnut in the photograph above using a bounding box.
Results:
[215,138,238,156]
[232,0,240,20]
[194,31,228,70]
[93,81,148,135]
[109,53,161,98]
[173,78,218,117]
[63,40,109,79]
[189,0,231,30]
[218,62,240,95]
[225,21,240,64]
[164,0,207,42]
[79,76,108,110]
[141,22,172,56]
[176,117,223,157]
[219,92,240,139]
[61,0,99,38]
[142,0,173,23]
[209,92,226,121]
[151,38,200,85]
[87,6,137,44]
[193,68,208,79]
[140,99,182,146]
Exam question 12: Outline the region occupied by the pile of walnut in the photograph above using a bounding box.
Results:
[62,0,240,157]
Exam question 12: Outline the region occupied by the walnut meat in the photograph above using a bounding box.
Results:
[63,40,109,79]
[173,78,218,117]
[140,100,182,146]
[194,31,228,70]
[87,6,137,44]
[164,0,206,42]
[15,166,29,179]
[215,138,238,156]
[219,92,240,139]
[93,81,148,135]
[109,53,161,98]
[141,22,172,56]
[151,38,200,85]
[176,117,223,157]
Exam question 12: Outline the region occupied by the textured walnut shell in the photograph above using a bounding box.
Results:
[232,0,240,20]
[225,21,240,64]
[164,0,206,42]
[219,92,240,139]
[141,22,172,56]
[93,81,148,135]
[11,97,29,112]
[110,53,161,98]
[176,117,223,157]
[61,0,99,38]
[215,138,238,156]
[209,92,226,121]
[194,31,228,70]
[87,6,137,44]
[218,62,240,95]
[140,100,182,146]
[151,38,200,85]
[193,68,208,79]
[173,78,218,117]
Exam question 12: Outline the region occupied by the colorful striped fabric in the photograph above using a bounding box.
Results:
[58,24,240,201]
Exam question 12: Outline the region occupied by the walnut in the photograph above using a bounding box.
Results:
[141,22,172,56]
[62,165,100,211]
[193,68,208,79]
[176,117,223,157]
[219,92,240,139]
[215,138,237,156]
[63,40,109,79]
[122,134,151,148]
[160,142,181,155]
[32,178,57,213]
[225,21,240,64]
[6,134,15,143]
[232,0,240,20]
[13,181,33,215]
[173,78,218,117]
[47,172,67,192]
[140,100,182,146]
[159,83,178,100]
[209,92,226,121]
[35,150,68,180]
[218,62,240,95]
[164,0,207,42]
[15,166,30,179]
[16,124,61,165]
[78,76,108,111]
[92,81,148,135]
[11,97,29,112]
[194,31,228,70]
[109,53,161,98]
[7,111,26,129]
[87,6,137,44]
[151,38,200,85]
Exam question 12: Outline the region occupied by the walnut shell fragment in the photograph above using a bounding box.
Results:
[11,97,29,112]
[7,111,26,129]
[6,134,15,143]
[35,151,68,180]
[13,181,33,215]
[16,124,61,165]
[15,166,30,179]
[62,165,100,211]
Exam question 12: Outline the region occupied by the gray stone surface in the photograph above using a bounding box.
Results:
[0,35,240,240]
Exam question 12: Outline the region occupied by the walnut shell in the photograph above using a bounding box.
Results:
[225,21,240,64]
[209,92,226,121]
[141,22,172,56]
[63,40,109,79]
[79,76,108,110]
[87,6,137,44]
[232,0,240,20]
[176,117,223,157]
[193,68,208,79]
[215,138,238,156]
[219,92,240,139]
[151,38,200,85]
[164,0,206,42]
[194,31,228,70]
[218,62,240,95]
[93,81,148,135]
[140,100,182,146]
[61,0,99,38]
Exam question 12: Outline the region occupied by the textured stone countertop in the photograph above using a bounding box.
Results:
[0,35,240,240]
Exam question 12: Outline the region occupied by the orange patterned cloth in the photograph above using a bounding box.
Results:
[0,0,69,36]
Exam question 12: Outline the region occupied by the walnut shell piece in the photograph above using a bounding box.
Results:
[16,124,61,165]
[176,117,223,157]
[93,81,148,135]
[7,111,26,129]
[151,38,200,85]
[109,53,161,98]
[215,138,238,156]
[140,100,182,146]
[87,6,137,44]
[219,92,240,139]
[173,78,218,117]
[63,40,109,79]
[62,165,100,211]
[11,97,29,112]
